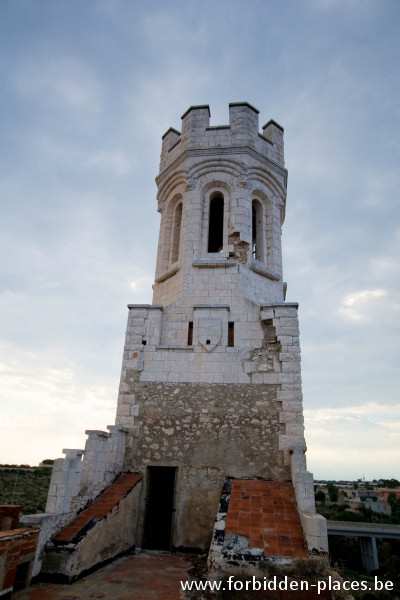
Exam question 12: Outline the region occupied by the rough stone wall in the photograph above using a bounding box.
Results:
[122,382,288,549]
[125,383,286,477]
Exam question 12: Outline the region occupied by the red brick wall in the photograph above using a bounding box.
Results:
[0,506,22,531]
[0,528,39,593]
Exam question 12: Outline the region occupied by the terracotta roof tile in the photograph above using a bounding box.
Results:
[53,473,142,543]
[226,480,308,559]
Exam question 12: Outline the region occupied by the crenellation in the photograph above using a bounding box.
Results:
[229,102,259,146]
[158,103,286,178]
[262,119,284,166]
[160,127,181,171]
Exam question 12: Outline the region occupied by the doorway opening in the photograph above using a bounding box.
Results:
[142,466,177,550]
[13,561,31,591]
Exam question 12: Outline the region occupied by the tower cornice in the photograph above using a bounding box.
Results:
[156,145,288,190]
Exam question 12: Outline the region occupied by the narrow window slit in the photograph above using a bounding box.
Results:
[252,199,263,262]
[208,195,224,252]
[171,202,182,264]
[187,322,193,345]
[228,322,234,347]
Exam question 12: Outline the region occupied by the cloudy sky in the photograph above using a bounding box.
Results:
[1,0,399,480]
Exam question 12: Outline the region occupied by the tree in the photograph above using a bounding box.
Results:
[327,482,339,503]
[315,490,326,504]
[388,492,400,522]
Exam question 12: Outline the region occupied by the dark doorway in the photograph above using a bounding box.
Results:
[14,561,31,591]
[142,466,177,550]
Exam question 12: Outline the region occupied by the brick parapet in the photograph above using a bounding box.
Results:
[0,506,22,531]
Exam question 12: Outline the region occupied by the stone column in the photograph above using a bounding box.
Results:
[104,425,129,484]
[360,536,379,571]
[268,196,284,277]
[80,430,109,494]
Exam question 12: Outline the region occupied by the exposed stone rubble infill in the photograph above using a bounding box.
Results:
[208,478,267,573]
[208,478,309,576]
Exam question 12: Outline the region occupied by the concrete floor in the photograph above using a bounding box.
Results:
[13,551,195,600]
[13,551,334,599]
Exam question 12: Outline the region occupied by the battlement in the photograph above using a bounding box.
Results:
[159,102,284,173]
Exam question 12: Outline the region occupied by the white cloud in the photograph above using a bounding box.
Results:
[361,169,400,209]
[304,402,400,479]
[338,289,387,321]
[14,56,104,118]
[129,274,154,295]
[85,151,136,175]
[376,422,400,436]
[370,256,400,278]
[0,343,116,465]
[305,401,400,422]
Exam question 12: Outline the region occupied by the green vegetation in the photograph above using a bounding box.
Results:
[314,501,400,597]
[327,482,339,502]
[388,492,400,521]
[0,465,52,514]
[317,503,396,525]
[380,479,400,489]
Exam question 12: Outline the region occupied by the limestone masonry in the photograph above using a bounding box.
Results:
[23,103,328,580]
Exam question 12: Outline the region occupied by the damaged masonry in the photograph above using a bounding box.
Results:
[22,102,328,582]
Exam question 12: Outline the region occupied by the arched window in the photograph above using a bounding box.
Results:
[252,199,264,261]
[170,202,182,264]
[208,195,224,252]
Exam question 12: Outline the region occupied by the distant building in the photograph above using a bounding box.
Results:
[380,487,400,503]
[364,498,391,516]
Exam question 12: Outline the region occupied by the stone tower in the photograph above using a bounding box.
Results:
[29,103,327,581]
[115,103,327,557]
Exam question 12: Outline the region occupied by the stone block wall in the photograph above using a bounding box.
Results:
[116,299,310,550]
[21,425,128,577]
[117,302,306,460]
[290,447,328,553]
[154,104,287,308]
[41,479,142,582]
